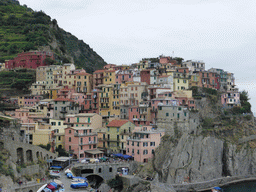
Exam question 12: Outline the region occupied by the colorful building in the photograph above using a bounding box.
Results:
[126,126,165,162]
[64,127,103,159]
[106,120,135,154]
[5,51,54,70]
[65,113,102,130]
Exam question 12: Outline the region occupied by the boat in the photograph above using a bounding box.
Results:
[70,177,89,189]
[66,172,73,179]
[211,187,223,192]
[37,180,64,192]
[64,168,72,174]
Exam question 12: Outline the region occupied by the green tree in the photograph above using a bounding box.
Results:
[240,90,251,113]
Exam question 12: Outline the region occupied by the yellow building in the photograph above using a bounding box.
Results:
[120,82,148,106]
[75,72,93,93]
[106,120,135,154]
[103,69,116,85]
[137,60,150,71]
[33,129,52,146]
[173,73,190,91]
[98,84,120,118]
[189,73,200,87]
[96,128,107,151]
[99,84,112,117]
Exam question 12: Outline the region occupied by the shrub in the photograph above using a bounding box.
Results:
[202,118,214,129]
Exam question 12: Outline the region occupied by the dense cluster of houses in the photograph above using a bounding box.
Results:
[2,52,241,163]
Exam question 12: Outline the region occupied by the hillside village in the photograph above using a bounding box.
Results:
[0,51,247,164]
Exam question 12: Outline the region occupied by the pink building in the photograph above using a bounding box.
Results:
[18,95,43,107]
[104,64,116,69]
[57,87,75,99]
[14,108,30,123]
[221,91,240,108]
[5,51,54,70]
[126,126,165,163]
[71,93,85,106]
[64,127,103,159]
[159,56,171,64]
[115,70,133,84]
[198,71,220,90]
[128,104,151,126]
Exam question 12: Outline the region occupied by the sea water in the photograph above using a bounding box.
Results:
[222,181,256,192]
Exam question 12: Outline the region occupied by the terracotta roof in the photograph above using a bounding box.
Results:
[105,70,116,72]
[107,120,129,127]
[159,75,170,78]
[76,72,91,76]
[53,98,74,102]
[94,69,106,73]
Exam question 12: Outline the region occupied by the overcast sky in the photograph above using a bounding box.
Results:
[19,0,256,114]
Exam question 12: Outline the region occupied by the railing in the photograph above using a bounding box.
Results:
[79,141,97,145]
[74,133,97,137]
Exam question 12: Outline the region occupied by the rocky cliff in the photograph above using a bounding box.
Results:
[137,93,256,191]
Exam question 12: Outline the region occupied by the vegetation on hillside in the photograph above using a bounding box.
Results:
[0,69,35,91]
[0,0,106,73]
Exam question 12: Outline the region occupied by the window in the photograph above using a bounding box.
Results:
[132,149,134,154]
[143,150,148,155]
[143,142,148,147]
[109,167,112,172]
[166,113,169,117]
[137,142,140,147]
[69,130,71,134]
[58,122,61,126]
[117,128,119,132]
[69,137,71,142]
[152,149,155,154]
[137,150,140,154]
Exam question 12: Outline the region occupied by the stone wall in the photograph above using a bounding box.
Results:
[74,162,131,181]
[2,138,57,164]
[20,164,39,176]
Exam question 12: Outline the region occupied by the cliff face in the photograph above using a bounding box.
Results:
[154,134,223,183]
[136,94,256,191]
[153,130,256,185]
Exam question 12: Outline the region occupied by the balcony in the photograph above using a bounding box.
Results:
[74,133,97,137]
[60,110,67,113]
[79,141,98,146]
[120,131,131,135]
[109,138,120,142]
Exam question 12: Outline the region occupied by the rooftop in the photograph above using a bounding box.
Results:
[107,120,129,127]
